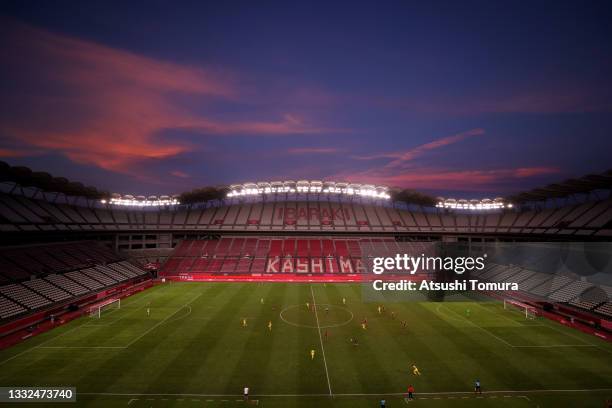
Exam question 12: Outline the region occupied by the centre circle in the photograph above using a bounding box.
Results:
[279,304,354,329]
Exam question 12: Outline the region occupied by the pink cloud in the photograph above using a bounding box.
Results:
[332,166,561,191]
[334,128,560,192]
[0,20,338,175]
[513,167,560,178]
[353,128,485,167]
[170,170,190,178]
[385,128,484,169]
[0,148,45,158]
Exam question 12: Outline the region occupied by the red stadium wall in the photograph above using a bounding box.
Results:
[162,273,426,283]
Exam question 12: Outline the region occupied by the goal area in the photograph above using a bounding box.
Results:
[503,299,538,319]
[88,298,120,318]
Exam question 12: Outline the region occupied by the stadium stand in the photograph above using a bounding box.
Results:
[0,284,51,309]
[64,270,104,291]
[0,240,150,323]
[2,191,611,236]
[595,303,612,318]
[549,280,594,302]
[23,279,72,302]
[473,261,612,318]
[0,262,149,322]
[0,242,122,284]
[0,168,610,327]
[530,275,574,298]
[159,237,439,276]
[0,295,27,320]
[81,268,117,286]
[44,274,89,296]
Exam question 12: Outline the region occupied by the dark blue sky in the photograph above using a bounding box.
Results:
[1,1,611,197]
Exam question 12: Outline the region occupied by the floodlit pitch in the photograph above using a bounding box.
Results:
[1,282,611,407]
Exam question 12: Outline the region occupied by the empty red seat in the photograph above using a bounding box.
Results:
[159,236,404,277]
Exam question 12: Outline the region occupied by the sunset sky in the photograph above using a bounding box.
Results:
[1,1,611,197]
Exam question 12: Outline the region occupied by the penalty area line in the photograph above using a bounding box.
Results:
[123,293,203,348]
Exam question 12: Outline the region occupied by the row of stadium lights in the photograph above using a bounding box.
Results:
[102,196,511,211]
[226,181,391,199]
[435,198,513,210]
[99,182,512,210]
[100,195,180,207]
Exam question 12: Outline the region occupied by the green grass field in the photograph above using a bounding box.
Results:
[0,282,611,407]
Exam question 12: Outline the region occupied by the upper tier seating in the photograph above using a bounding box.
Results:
[0,242,121,283]
[2,193,610,236]
[0,259,149,322]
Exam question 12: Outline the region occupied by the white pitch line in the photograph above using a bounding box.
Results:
[37,346,126,349]
[123,293,202,348]
[0,284,173,366]
[0,318,92,366]
[473,302,524,326]
[441,305,599,349]
[0,290,199,363]
[77,387,612,398]
[441,304,515,347]
[513,344,596,348]
[310,285,333,397]
[536,319,612,355]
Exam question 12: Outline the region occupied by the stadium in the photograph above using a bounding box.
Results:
[0,162,610,407]
[1,2,612,407]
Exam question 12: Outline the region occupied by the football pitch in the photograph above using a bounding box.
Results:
[0,282,611,407]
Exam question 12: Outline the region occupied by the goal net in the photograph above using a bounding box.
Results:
[503,299,538,320]
[89,298,120,318]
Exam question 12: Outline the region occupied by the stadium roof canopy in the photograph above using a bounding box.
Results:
[3,160,609,207]
[507,169,612,203]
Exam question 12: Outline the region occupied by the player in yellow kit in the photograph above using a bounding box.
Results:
[310,349,316,360]
[268,321,272,331]
[412,364,421,376]
[242,318,247,328]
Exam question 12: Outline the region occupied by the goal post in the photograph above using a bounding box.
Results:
[503,299,538,320]
[89,298,120,318]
